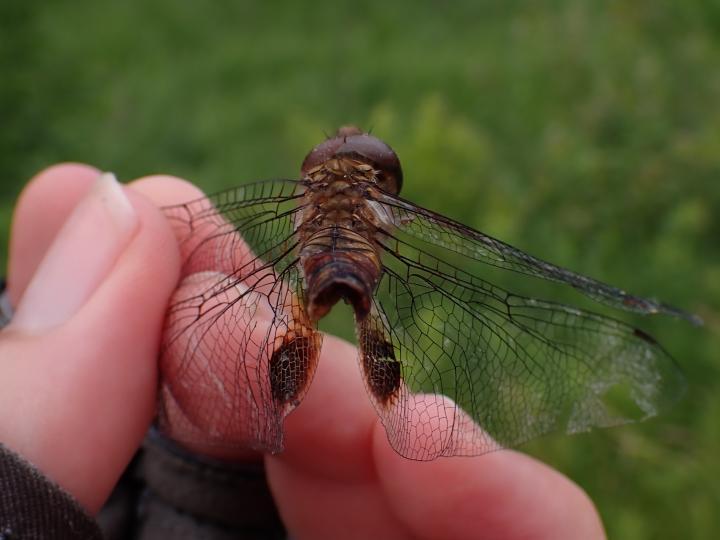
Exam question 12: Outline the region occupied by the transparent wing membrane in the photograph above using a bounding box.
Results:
[372,191,701,325]
[160,180,321,455]
[370,240,685,458]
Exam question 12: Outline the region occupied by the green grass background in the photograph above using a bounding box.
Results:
[1,1,718,537]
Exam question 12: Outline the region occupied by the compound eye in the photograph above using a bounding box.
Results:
[301,126,365,174]
[301,137,343,174]
[336,134,403,195]
[300,128,403,194]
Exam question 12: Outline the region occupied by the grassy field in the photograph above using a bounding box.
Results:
[1,1,719,538]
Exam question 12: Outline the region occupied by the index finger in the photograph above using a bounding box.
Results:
[132,177,379,471]
[132,177,275,457]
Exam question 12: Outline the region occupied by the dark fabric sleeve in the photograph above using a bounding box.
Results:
[0,443,103,540]
[128,429,286,540]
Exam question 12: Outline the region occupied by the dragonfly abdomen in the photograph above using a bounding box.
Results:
[299,226,381,321]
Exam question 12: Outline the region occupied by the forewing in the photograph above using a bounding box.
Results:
[367,226,686,459]
[160,180,322,456]
[370,190,700,324]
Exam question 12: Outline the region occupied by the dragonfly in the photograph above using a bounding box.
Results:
[158,126,699,461]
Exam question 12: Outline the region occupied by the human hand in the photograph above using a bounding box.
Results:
[0,164,606,539]
[0,164,180,514]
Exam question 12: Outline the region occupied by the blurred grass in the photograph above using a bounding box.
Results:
[1,1,719,538]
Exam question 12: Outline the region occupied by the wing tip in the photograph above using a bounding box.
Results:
[659,303,704,327]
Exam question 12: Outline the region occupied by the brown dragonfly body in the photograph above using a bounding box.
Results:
[159,127,697,460]
[298,164,383,321]
[293,126,406,408]
[269,127,401,410]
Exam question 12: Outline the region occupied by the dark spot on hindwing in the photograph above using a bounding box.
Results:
[633,327,658,345]
[270,334,317,406]
[361,329,401,406]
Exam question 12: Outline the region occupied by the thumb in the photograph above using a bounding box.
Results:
[0,170,179,512]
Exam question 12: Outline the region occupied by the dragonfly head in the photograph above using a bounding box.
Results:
[301,126,403,195]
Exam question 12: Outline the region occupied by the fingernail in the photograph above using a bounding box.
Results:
[12,172,139,332]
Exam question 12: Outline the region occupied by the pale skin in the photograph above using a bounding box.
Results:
[0,164,606,540]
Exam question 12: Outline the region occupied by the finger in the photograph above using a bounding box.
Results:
[7,163,100,306]
[267,458,408,540]
[269,334,378,481]
[131,176,281,458]
[0,170,180,513]
[11,173,139,332]
[157,269,281,459]
[266,336,403,539]
[373,434,606,540]
[131,176,255,271]
[136,177,344,462]
[129,173,206,246]
[129,174,204,208]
